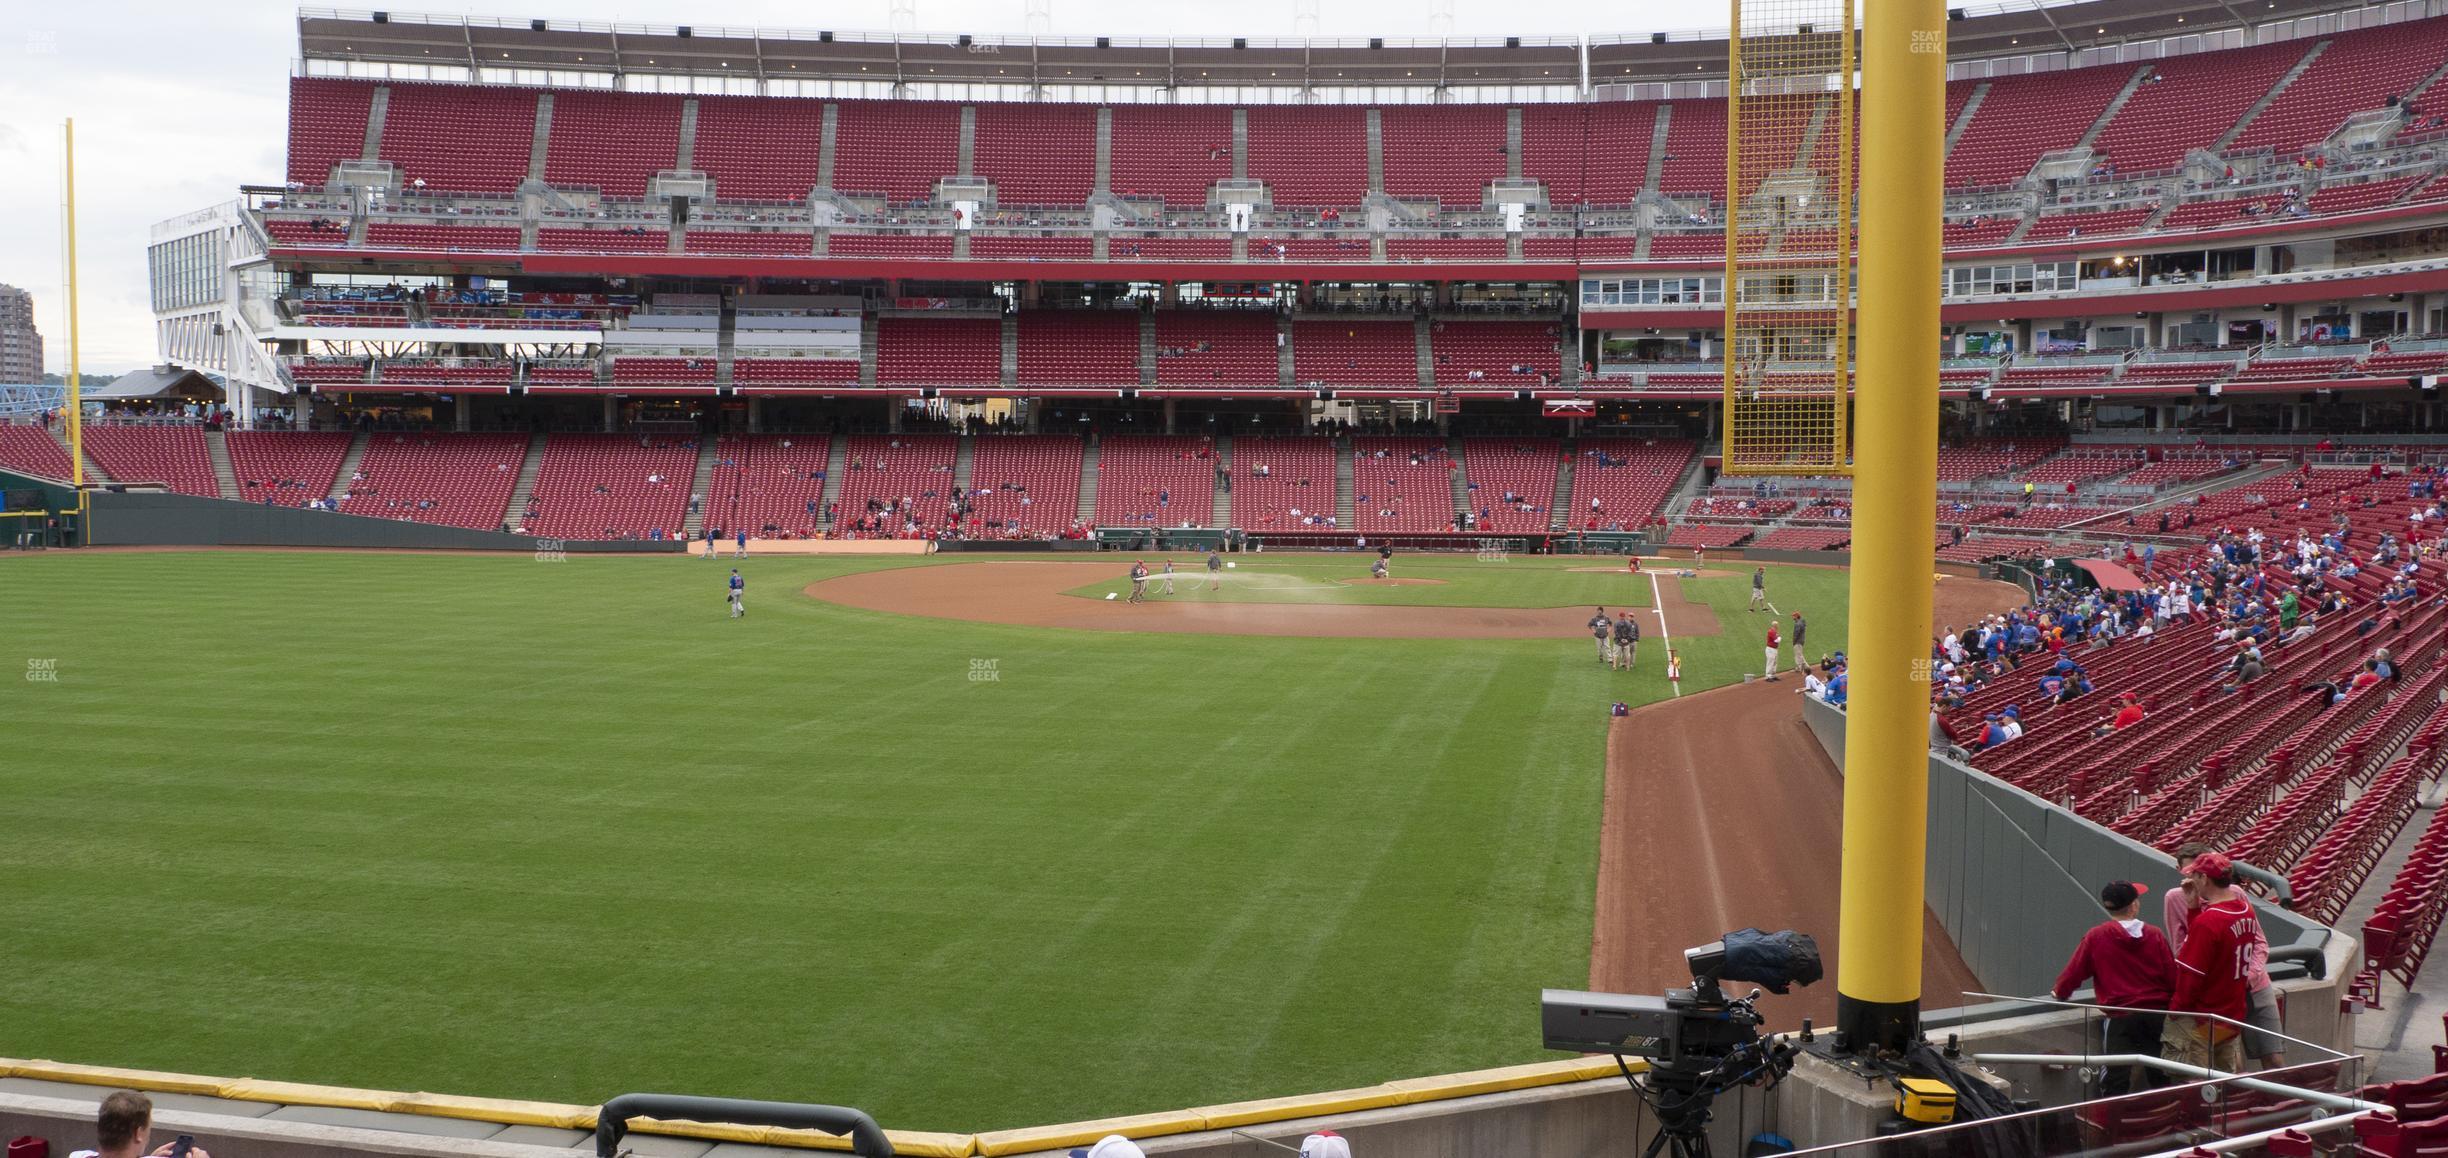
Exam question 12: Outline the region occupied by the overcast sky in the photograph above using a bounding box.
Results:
[0,1,1704,376]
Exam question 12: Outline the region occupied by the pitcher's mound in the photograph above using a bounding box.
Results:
[1335,577,1446,586]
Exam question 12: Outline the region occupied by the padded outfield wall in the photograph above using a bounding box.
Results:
[81,491,685,553]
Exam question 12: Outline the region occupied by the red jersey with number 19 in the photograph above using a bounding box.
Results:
[2171,897,2262,1024]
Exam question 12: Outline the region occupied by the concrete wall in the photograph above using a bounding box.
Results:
[86,492,680,553]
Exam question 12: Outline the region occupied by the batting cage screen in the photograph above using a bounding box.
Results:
[1720,0,1856,476]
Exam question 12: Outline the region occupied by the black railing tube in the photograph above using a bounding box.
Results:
[595,1093,892,1158]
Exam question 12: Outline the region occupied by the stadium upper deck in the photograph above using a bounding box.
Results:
[260,5,2448,282]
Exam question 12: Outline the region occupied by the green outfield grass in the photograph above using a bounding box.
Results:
[0,551,1850,1132]
[1061,554,1664,607]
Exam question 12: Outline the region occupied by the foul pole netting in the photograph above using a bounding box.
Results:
[1720,0,1855,476]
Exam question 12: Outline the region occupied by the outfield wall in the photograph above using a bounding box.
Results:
[83,492,683,553]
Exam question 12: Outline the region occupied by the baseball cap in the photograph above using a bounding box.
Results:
[1069,1137,1147,1158]
[1300,1133,1353,1158]
[2183,852,2235,884]
[2099,880,2143,910]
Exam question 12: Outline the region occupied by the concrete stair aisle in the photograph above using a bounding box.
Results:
[502,432,547,532]
[326,432,369,501]
[681,435,721,537]
[1549,439,1576,532]
[1076,433,1101,525]
[1644,106,1672,196]
[1212,434,1233,528]
[1448,435,1472,526]
[1413,319,1435,389]
[204,428,240,500]
[859,314,880,387]
[713,294,738,386]
[815,434,848,530]
[1943,82,1991,158]
[1001,313,1020,388]
[1365,109,1386,196]
[2212,40,2331,153]
[362,86,390,161]
[45,427,107,485]
[1138,308,1158,386]
[1663,444,1713,518]
[953,434,976,494]
[1276,315,1295,387]
[1334,437,1356,528]
[2074,67,2157,154]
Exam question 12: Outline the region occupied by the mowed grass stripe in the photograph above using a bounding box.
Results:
[0,551,1819,1130]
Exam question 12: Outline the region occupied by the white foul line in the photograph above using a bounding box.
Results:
[1649,569,1678,697]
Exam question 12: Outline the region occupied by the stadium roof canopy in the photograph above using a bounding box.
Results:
[1592,0,2392,82]
[301,0,2398,88]
[86,365,221,402]
[297,11,1581,88]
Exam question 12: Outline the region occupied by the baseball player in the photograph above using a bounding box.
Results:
[1588,607,1612,663]
[1161,557,1177,595]
[1791,610,1808,668]
[1749,567,1767,612]
[1693,544,1706,571]
[734,527,748,558]
[1207,549,1224,587]
[1764,621,1782,681]
[1128,560,1149,604]
[1611,612,1637,671]
[703,527,717,558]
[727,568,745,618]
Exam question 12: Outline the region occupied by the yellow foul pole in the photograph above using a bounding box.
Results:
[1835,0,1945,1053]
[64,119,84,492]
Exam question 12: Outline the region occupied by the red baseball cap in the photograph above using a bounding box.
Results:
[2183,852,2233,882]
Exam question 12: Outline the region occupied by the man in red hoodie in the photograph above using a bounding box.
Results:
[2054,880,2176,1095]
[2168,852,2264,1074]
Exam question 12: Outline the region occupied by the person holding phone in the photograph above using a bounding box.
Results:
[95,1091,211,1158]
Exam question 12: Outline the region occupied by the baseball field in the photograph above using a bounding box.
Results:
[2,549,1873,1132]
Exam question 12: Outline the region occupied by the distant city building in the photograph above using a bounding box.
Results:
[0,284,42,384]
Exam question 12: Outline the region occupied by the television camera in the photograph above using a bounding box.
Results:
[1543,930,1821,1158]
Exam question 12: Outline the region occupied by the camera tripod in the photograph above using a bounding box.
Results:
[1627,1038,1797,1158]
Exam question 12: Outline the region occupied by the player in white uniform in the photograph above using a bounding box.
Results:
[1161,558,1176,595]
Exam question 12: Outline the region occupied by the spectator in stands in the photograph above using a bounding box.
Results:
[2165,852,2263,1074]
[94,1091,204,1158]
[2053,880,2175,1096]
[1972,712,2011,750]
[2094,691,2145,737]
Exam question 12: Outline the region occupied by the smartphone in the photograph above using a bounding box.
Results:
[169,1135,194,1158]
